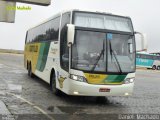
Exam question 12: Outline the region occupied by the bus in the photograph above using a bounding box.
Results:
[24,9,146,96]
[136,52,160,70]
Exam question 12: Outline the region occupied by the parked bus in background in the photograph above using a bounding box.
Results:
[24,9,146,96]
[136,52,160,70]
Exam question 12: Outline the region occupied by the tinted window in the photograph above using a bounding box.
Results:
[137,54,160,60]
[140,54,145,59]
[152,56,156,60]
[60,12,71,71]
[26,17,60,43]
[146,55,152,59]
[136,54,140,58]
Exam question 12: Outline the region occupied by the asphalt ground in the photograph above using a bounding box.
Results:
[0,53,160,120]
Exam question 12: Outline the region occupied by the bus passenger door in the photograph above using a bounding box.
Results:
[58,12,71,90]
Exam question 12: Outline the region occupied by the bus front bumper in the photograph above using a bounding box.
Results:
[66,80,134,96]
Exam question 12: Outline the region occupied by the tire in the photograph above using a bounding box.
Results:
[157,66,160,70]
[51,72,61,96]
[152,65,156,70]
[28,63,34,78]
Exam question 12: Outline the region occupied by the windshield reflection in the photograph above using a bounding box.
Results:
[107,34,135,73]
[71,30,135,73]
[72,30,106,72]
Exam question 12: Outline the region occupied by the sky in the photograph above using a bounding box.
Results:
[0,0,160,52]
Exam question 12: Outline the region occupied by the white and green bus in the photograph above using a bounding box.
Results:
[24,9,146,96]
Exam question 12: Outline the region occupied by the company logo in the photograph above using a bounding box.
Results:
[6,6,32,11]
[89,74,100,79]
[58,76,66,88]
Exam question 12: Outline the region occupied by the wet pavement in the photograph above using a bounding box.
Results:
[0,53,160,120]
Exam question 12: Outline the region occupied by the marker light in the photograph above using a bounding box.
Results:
[73,91,79,95]
[125,93,129,96]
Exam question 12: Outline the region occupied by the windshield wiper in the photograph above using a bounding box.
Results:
[91,40,105,72]
[109,40,122,74]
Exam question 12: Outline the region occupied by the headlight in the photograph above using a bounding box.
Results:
[123,78,135,84]
[70,74,87,82]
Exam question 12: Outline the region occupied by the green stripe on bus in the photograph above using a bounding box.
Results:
[36,42,50,72]
[103,75,126,83]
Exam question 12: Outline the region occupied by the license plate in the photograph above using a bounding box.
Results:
[99,88,110,92]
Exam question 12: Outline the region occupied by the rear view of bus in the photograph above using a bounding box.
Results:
[65,10,136,96]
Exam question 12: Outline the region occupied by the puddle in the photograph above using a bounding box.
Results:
[0,91,6,96]
[0,64,4,68]
[8,84,22,94]
[47,106,64,114]
[0,84,7,90]
[48,106,85,114]
[8,70,24,74]
[57,106,85,114]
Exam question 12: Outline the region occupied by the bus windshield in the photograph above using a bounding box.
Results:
[74,12,133,32]
[71,30,135,73]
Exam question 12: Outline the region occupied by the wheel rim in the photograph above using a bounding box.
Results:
[152,66,156,70]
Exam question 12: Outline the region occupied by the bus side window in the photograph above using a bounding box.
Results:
[147,55,150,59]
[154,56,158,60]
[141,54,144,59]
[60,12,70,71]
[136,54,140,58]
[153,56,155,60]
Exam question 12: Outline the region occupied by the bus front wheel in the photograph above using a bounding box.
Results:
[152,65,156,70]
[51,73,61,96]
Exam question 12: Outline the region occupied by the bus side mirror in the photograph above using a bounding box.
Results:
[135,32,148,52]
[67,24,75,47]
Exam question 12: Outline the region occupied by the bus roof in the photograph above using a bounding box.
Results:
[27,9,131,31]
